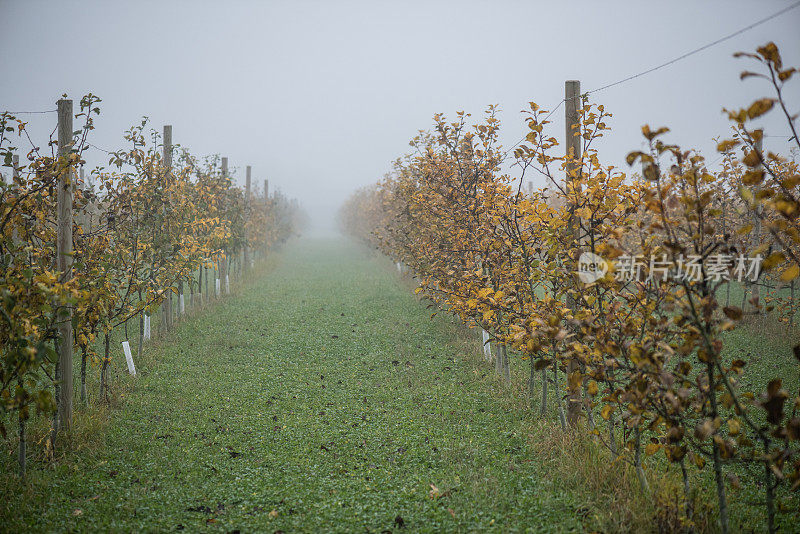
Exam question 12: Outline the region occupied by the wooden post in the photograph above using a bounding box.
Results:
[56,99,74,432]
[163,125,173,168]
[221,157,229,294]
[164,125,183,319]
[12,157,23,476]
[751,137,763,313]
[198,265,203,305]
[244,166,251,271]
[722,195,731,307]
[10,156,21,245]
[565,80,582,428]
[264,180,269,256]
[164,125,175,327]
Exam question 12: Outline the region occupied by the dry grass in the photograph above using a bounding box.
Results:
[523,421,714,533]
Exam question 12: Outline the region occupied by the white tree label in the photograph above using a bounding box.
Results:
[144,314,151,340]
[215,278,221,296]
[122,341,136,376]
[225,274,230,294]
[179,293,185,314]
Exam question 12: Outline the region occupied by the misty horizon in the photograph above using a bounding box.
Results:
[2,1,798,235]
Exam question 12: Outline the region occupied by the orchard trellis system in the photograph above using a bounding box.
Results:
[0,96,301,480]
[341,42,799,532]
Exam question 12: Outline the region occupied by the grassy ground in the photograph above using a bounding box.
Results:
[3,237,797,532]
[2,238,593,533]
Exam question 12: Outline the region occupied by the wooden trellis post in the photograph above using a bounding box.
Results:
[264,180,269,254]
[244,165,251,271]
[56,98,74,432]
[163,125,174,329]
[221,157,229,295]
[564,80,582,428]
[751,137,763,314]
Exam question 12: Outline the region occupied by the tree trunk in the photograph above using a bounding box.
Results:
[167,292,173,329]
[554,366,567,431]
[566,358,581,427]
[583,382,595,431]
[137,310,144,362]
[80,347,88,404]
[18,378,26,480]
[501,343,510,381]
[681,457,694,529]
[50,340,60,453]
[707,362,730,534]
[740,285,748,314]
[539,368,548,416]
[161,297,169,335]
[725,280,731,308]
[100,333,110,402]
[529,355,536,411]
[609,413,617,457]
[178,279,184,320]
[18,413,26,479]
[634,426,650,493]
[764,440,776,534]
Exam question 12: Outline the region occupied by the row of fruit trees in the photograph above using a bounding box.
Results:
[0,95,302,478]
[340,43,799,532]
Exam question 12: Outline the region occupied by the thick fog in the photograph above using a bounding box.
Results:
[2,1,798,235]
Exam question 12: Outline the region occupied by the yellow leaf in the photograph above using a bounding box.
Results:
[645,443,660,456]
[728,418,741,436]
[742,150,761,167]
[723,306,743,320]
[742,169,765,186]
[693,453,706,469]
[746,98,775,120]
[780,264,799,282]
[716,139,740,152]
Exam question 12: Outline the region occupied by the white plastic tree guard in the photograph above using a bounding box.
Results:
[122,341,136,376]
[481,329,492,361]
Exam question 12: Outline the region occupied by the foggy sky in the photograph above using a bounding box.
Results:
[2,1,798,234]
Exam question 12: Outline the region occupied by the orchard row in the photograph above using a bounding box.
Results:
[340,43,799,532]
[0,96,303,478]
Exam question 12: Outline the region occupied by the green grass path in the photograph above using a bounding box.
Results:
[6,238,587,533]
